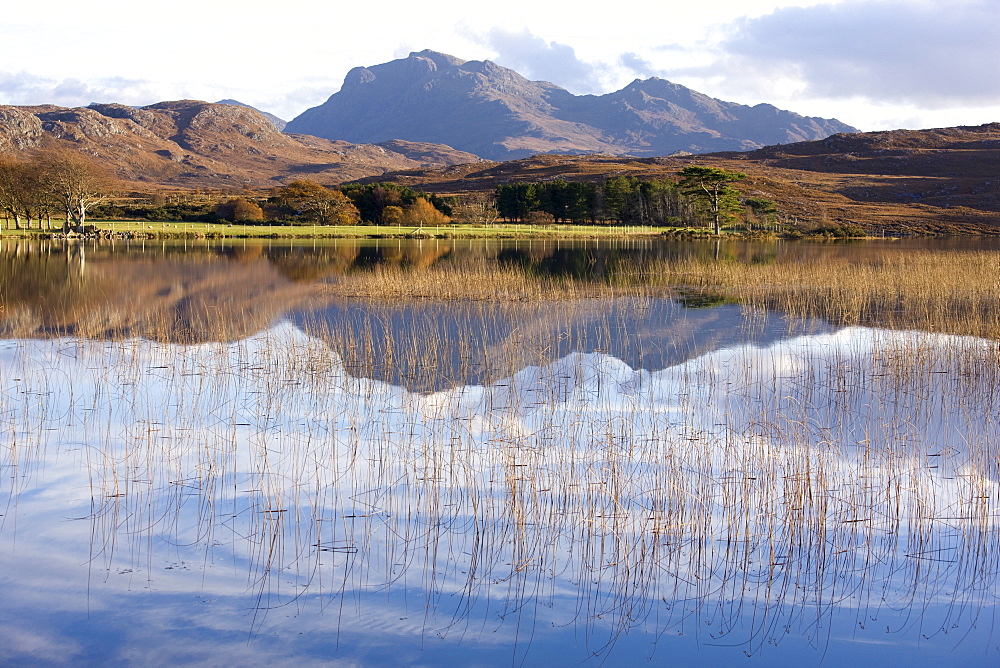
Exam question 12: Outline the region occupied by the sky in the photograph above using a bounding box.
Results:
[1,0,997,133]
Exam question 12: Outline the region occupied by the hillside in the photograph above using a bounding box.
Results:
[356,123,1000,235]
[216,99,287,131]
[285,50,856,161]
[0,100,480,189]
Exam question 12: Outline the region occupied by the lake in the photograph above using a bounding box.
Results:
[1,237,998,665]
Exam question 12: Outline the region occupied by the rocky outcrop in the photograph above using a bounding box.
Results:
[216,99,287,131]
[0,107,45,151]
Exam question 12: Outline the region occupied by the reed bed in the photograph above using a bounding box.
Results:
[324,258,628,301]
[645,249,1000,339]
[2,240,1000,661]
[1,314,998,662]
[318,249,1000,341]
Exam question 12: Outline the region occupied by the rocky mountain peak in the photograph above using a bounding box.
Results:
[285,50,857,160]
[408,49,467,69]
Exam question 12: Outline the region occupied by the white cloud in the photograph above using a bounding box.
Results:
[0,72,163,108]
[482,29,608,94]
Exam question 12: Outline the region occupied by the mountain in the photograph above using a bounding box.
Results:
[285,50,858,161]
[216,99,287,131]
[0,100,480,188]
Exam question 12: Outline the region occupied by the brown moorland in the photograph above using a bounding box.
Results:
[1,97,997,235]
[0,100,481,190]
[357,123,1000,235]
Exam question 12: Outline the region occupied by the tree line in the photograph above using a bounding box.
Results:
[495,177,688,226]
[0,149,117,231]
[1,148,778,234]
[99,181,459,227]
[494,167,775,233]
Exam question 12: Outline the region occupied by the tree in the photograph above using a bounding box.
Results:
[676,166,746,234]
[273,180,360,225]
[495,182,540,222]
[217,197,264,222]
[36,149,117,230]
[401,197,449,226]
[0,156,46,230]
[341,182,451,224]
[453,192,498,226]
[326,193,361,225]
[744,197,778,229]
[382,205,403,226]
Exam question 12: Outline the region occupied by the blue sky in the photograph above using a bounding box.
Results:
[1,0,997,132]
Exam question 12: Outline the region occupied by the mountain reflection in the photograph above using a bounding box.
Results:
[0,323,997,664]
[0,238,801,389]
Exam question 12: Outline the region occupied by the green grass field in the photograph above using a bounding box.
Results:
[0,219,709,239]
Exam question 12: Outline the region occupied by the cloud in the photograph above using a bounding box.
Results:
[0,71,329,121]
[0,72,167,108]
[618,52,669,80]
[482,29,608,93]
[718,0,1000,108]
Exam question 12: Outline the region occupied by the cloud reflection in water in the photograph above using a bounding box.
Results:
[0,323,998,664]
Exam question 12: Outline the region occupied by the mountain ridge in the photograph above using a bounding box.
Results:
[216,99,287,131]
[0,99,481,188]
[285,49,857,160]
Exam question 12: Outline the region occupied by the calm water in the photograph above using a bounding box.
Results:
[1,238,998,665]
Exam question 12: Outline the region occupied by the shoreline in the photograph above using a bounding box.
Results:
[0,220,881,241]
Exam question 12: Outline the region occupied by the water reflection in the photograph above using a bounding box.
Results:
[1,237,842,391]
[0,235,941,343]
[1,237,999,664]
[0,324,997,664]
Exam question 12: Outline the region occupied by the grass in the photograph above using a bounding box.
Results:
[319,247,1000,339]
[1,219,679,239]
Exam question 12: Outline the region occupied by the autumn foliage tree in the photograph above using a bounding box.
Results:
[273,180,360,225]
[401,197,450,226]
[216,197,265,222]
[340,183,452,225]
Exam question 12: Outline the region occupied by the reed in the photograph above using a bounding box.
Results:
[643,250,1000,339]
[317,248,1000,340]
[2,306,997,661]
[2,240,1000,662]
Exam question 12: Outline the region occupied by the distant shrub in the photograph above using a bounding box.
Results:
[216,198,264,223]
[525,210,555,226]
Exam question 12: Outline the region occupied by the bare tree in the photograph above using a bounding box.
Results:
[36,149,117,231]
[0,155,46,230]
[453,191,498,226]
